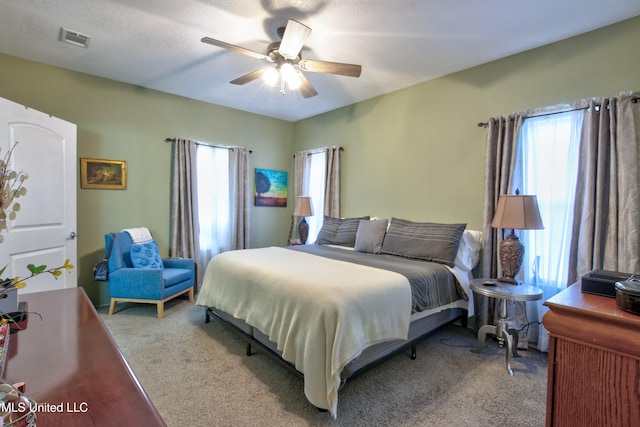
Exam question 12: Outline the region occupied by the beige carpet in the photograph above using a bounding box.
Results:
[98,299,548,427]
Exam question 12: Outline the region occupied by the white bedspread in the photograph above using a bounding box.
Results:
[196,247,412,417]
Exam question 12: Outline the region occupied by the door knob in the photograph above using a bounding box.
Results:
[68,231,79,240]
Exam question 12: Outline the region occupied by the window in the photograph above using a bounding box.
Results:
[196,144,231,255]
[515,110,584,288]
[294,146,340,244]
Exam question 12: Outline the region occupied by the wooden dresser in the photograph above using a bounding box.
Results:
[3,288,166,427]
[543,281,640,427]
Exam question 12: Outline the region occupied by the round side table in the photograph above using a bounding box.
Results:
[470,278,543,375]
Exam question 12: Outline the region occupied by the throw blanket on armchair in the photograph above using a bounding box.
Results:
[122,227,153,243]
[196,247,412,417]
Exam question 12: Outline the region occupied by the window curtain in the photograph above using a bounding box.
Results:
[228,147,251,250]
[481,115,523,278]
[289,146,341,244]
[480,93,640,352]
[323,146,341,218]
[170,138,250,285]
[569,94,640,280]
[478,115,525,343]
[170,138,198,260]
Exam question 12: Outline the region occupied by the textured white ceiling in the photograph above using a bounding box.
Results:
[1,0,639,122]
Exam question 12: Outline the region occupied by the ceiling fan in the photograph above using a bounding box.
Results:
[201,19,362,98]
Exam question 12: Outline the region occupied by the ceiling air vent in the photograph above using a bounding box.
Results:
[59,28,91,48]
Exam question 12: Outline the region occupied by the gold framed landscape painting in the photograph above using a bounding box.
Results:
[80,158,127,190]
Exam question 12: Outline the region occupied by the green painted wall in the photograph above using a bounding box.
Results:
[0,54,294,305]
[293,16,640,230]
[1,16,639,305]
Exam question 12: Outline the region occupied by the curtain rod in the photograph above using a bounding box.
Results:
[292,147,344,158]
[477,95,639,128]
[476,106,590,128]
[165,138,252,153]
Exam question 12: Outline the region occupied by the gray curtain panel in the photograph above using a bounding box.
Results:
[569,94,640,280]
[479,114,527,347]
[323,146,341,218]
[170,138,199,261]
[228,147,251,250]
[481,115,523,279]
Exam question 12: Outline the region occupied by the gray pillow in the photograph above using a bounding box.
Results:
[354,219,388,254]
[315,215,370,246]
[381,218,466,266]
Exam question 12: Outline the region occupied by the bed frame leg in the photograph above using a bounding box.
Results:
[205,311,211,323]
[410,345,417,360]
[246,342,252,356]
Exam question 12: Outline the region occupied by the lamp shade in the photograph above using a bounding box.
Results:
[293,196,314,217]
[491,195,544,230]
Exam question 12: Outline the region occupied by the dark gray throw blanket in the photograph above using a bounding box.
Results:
[287,245,463,313]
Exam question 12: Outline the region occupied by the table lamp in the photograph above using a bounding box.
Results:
[491,191,543,284]
[293,196,314,244]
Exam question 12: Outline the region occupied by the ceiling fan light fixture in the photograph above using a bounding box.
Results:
[263,67,279,86]
[287,73,302,90]
[281,63,301,90]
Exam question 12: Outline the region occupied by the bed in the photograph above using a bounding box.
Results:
[196,217,482,417]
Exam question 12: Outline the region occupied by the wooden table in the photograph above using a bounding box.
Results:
[3,287,166,426]
[543,281,640,427]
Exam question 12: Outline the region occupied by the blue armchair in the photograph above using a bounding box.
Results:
[105,232,195,319]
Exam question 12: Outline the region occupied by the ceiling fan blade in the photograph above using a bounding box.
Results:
[279,20,311,59]
[230,69,267,85]
[298,73,318,98]
[201,37,267,60]
[298,59,362,77]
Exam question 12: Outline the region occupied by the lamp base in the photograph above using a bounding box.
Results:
[498,232,524,285]
[298,217,309,245]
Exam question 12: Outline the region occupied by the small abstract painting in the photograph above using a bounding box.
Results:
[255,168,287,207]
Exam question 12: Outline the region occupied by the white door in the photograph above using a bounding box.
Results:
[0,97,77,294]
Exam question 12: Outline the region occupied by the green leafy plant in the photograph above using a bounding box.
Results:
[0,260,74,290]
